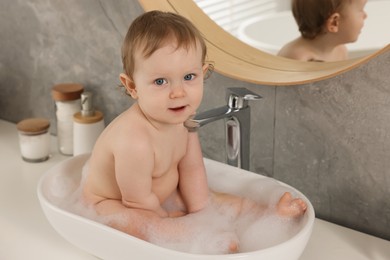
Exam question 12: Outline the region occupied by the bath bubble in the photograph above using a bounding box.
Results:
[146,205,240,254]
[142,191,304,254]
[44,161,108,224]
[44,163,306,255]
[237,212,302,252]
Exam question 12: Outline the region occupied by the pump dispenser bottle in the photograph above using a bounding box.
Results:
[73,92,105,156]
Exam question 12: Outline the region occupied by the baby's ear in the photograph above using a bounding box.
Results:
[202,63,213,79]
[119,73,138,99]
[202,64,209,74]
[326,13,340,33]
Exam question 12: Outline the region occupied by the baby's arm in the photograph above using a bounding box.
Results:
[114,137,168,217]
[178,132,209,213]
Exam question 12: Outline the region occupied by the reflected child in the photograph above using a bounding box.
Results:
[278,0,367,62]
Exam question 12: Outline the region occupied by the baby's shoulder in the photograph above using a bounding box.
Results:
[278,38,314,61]
[333,45,348,60]
[103,113,151,148]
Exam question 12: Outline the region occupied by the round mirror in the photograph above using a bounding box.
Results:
[195,0,390,59]
[138,0,390,85]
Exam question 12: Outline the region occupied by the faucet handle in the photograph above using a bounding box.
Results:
[227,88,262,109]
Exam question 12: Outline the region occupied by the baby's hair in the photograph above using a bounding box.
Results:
[121,10,209,80]
[292,0,348,39]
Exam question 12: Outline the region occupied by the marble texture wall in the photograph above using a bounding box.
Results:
[0,0,389,240]
[272,57,390,240]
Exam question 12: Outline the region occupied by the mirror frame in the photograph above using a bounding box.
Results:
[138,0,390,86]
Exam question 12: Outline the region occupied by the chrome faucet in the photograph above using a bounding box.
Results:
[185,88,261,170]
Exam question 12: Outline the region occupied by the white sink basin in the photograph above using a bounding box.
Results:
[37,154,314,260]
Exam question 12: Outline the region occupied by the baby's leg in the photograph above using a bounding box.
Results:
[162,191,239,253]
[93,199,160,240]
[276,192,307,217]
[211,190,307,219]
[93,199,239,254]
[94,199,192,242]
[211,191,266,218]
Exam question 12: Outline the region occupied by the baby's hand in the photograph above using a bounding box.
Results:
[276,192,307,218]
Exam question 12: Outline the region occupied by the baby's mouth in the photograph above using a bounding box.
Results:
[169,106,186,112]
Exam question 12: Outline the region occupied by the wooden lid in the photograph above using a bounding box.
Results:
[73,111,104,124]
[17,118,50,134]
[51,83,84,101]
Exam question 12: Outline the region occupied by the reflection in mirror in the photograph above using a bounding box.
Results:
[139,0,389,85]
[194,0,390,59]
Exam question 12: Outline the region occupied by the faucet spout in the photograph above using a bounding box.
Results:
[184,106,233,131]
[184,88,261,170]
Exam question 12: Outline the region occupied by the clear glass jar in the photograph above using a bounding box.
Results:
[51,83,84,155]
[16,118,51,163]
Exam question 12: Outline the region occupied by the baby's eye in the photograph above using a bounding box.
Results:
[154,78,167,86]
[184,73,196,81]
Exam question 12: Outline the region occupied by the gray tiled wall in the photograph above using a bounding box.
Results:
[0,0,389,240]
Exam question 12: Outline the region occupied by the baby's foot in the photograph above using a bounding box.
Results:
[276,192,307,218]
[209,231,240,254]
[223,232,240,254]
[228,239,239,254]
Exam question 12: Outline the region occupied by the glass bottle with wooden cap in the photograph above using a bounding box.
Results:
[51,83,84,155]
[16,118,51,162]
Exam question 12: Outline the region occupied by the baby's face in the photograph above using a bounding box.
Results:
[338,0,367,43]
[132,41,206,127]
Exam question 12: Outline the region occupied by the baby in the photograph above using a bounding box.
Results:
[82,10,307,253]
[278,0,367,62]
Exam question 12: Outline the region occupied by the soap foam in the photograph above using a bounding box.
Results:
[145,188,303,254]
[45,165,304,255]
[145,204,239,254]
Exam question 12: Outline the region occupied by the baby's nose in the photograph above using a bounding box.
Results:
[170,83,186,98]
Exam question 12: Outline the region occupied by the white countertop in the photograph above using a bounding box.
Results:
[0,119,389,260]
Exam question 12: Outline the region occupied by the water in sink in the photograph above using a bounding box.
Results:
[38,154,314,259]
